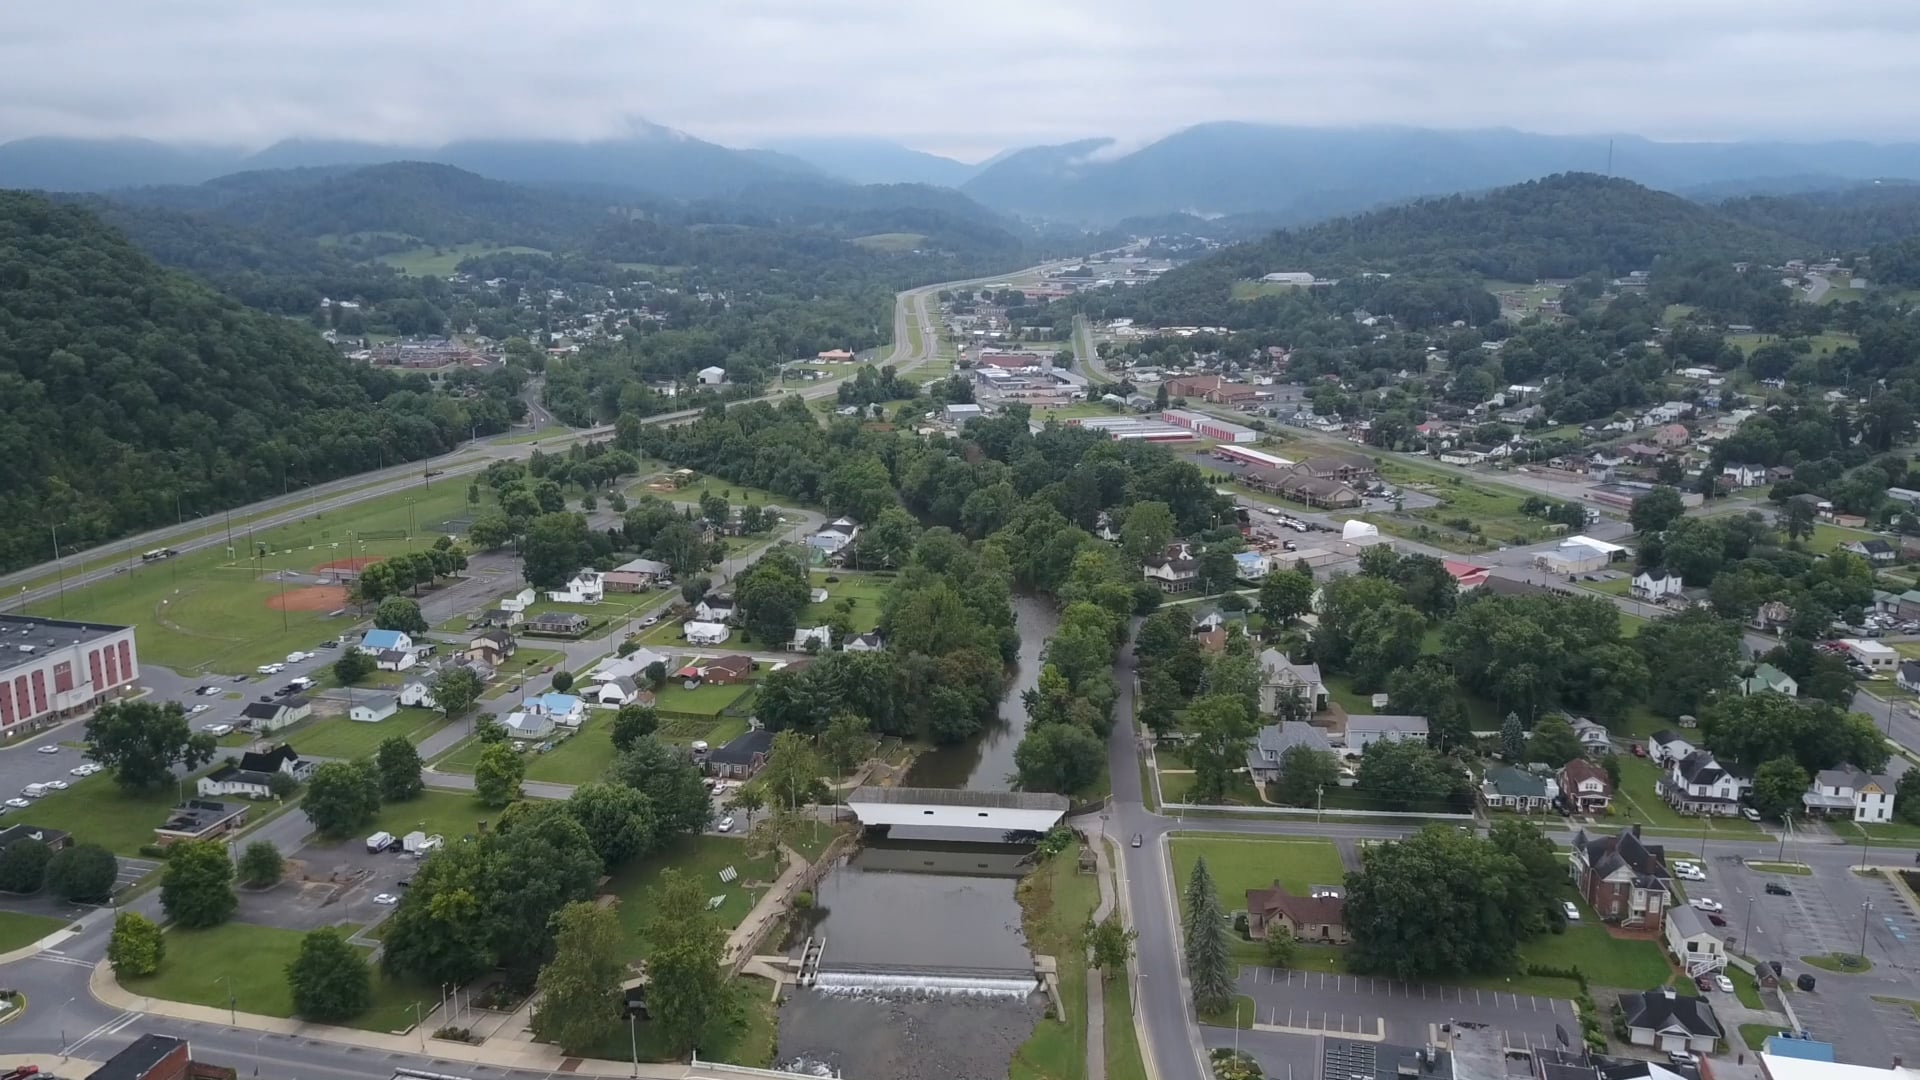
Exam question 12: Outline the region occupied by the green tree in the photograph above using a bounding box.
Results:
[563,782,658,868]
[1084,912,1137,979]
[160,840,237,929]
[0,838,49,893]
[1258,568,1315,629]
[1629,485,1687,533]
[1345,826,1529,979]
[607,737,711,835]
[1120,500,1177,563]
[1013,721,1105,794]
[1783,498,1816,543]
[474,742,526,808]
[1750,756,1811,819]
[609,704,658,753]
[373,595,428,634]
[1486,819,1566,935]
[641,868,733,1055]
[1500,711,1525,759]
[467,510,514,551]
[304,761,383,838]
[1523,716,1583,766]
[45,843,118,903]
[331,648,375,686]
[84,700,217,792]
[1263,930,1297,969]
[375,736,424,802]
[1897,769,1920,825]
[1635,609,1743,718]
[551,670,574,693]
[735,549,812,649]
[427,666,484,720]
[1356,739,1469,811]
[1182,857,1233,1014]
[758,730,823,811]
[287,927,372,1022]
[532,901,626,1053]
[821,711,870,775]
[1272,746,1340,808]
[1185,694,1256,803]
[107,911,164,977]
[522,511,592,588]
[237,841,285,888]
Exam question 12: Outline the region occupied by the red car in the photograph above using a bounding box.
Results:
[1631,744,1646,757]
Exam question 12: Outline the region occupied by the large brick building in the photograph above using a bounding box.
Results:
[0,614,139,734]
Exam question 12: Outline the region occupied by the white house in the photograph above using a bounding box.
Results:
[590,648,671,684]
[374,649,416,672]
[1802,767,1897,823]
[1647,729,1696,764]
[1631,571,1684,602]
[790,625,833,652]
[1567,715,1612,754]
[1720,463,1766,488]
[1342,715,1429,750]
[348,693,400,723]
[546,570,605,605]
[527,692,586,727]
[1233,551,1271,582]
[239,698,311,733]
[1659,751,1751,816]
[358,629,413,656]
[1143,542,1200,593]
[694,597,737,624]
[502,709,554,740]
[686,621,731,645]
[844,631,885,653]
[196,746,310,800]
[499,588,537,614]
[399,681,436,709]
[592,678,649,707]
[697,365,728,385]
[1663,905,1726,977]
[1257,649,1328,715]
[808,518,860,558]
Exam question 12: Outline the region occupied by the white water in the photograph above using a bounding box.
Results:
[811,970,1037,999]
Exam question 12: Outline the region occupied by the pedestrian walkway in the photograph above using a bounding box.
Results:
[1085,827,1116,1080]
[723,844,812,970]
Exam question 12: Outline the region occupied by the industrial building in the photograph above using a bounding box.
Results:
[1062,416,1195,442]
[1160,409,1257,443]
[0,613,139,733]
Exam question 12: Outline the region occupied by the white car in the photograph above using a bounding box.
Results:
[44,780,67,790]
[2,798,27,809]
[68,764,92,776]
[717,816,735,833]
[190,703,210,714]
[256,664,277,675]
[285,651,309,663]
[372,893,398,905]
[1714,974,1734,994]
[1690,898,1724,913]
[34,745,59,754]
[1562,901,1580,922]
[204,723,233,737]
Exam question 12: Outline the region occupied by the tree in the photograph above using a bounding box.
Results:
[1263,929,1297,968]
[1014,721,1105,794]
[0,838,49,893]
[1701,692,1888,775]
[467,510,514,551]
[607,738,711,835]
[1185,694,1256,803]
[474,742,526,808]
[1486,819,1565,936]
[1636,609,1742,718]
[287,928,372,1022]
[1120,501,1177,563]
[1345,826,1530,979]
[551,670,574,693]
[1271,746,1340,808]
[1356,739,1469,811]
[1258,568,1314,629]
[373,595,428,634]
[564,782,658,868]
[1523,716,1583,767]
[1182,857,1233,1014]
[610,703,658,752]
[640,868,732,1055]
[107,911,164,977]
[160,840,236,929]
[1784,498,1816,543]
[820,711,869,775]
[427,666,484,720]
[1084,912,1137,978]
[735,549,812,649]
[45,843,117,903]
[332,648,375,686]
[375,737,424,802]
[84,700,217,792]
[522,511,592,588]
[1750,756,1810,820]
[532,901,625,1053]
[1897,769,1920,826]
[304,761,383,838]
[238,841,285,888]
[1500,711,1526,759]
[759,731,824,811]
[1629,486,1686,533]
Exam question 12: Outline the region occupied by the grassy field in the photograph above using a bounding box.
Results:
[1728,331,1858,358]
[0,910,67,952]
[1514,922,1674,988]
[582,975,775,1066]
[657,679,753,717]
[1011,847,1104,1080]
[1834,819,1920,843]
[796,571,891,635]
[437,711,615,785]
[379,242,548,277]
[287,708,446,760]
[1806,521,1883,555]
[123,922,433,1032]
[363,788,498,843]
[29,479,479,675]
[1158,770,1260,805]
[23,770,216,855]
[1613,756,1761,834]
[1371,458,1567,550]
[603,836,779,964]
[850,232,927,252]
[1169,836,1347,913]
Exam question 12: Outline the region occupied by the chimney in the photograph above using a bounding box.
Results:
[1631,824,1642,838]
[1662,986,1677,1000]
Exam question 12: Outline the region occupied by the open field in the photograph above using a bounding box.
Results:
[1158,769,1259,805]
[438,712,614,785]
[364,788,498,842]
[1012,848,1103,1080]
[1806,521,1883,555]
[797,571,891,635]
[287,707,447,760]
[1169,836,1347,909]
[28,479,480,675]
[124,921,433,1033]
[656,679,754,717]
[1727,331,1858,357]
[23,770,213,855]
[0,910,67,952]
[604,836,779,964]
[1369,458,1567,551]
[850,232,927,252]
[379,242,548,277]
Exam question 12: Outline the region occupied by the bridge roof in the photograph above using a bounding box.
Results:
[846,786,1069,811]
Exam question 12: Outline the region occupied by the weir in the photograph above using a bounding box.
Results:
[811,966,1040,1000]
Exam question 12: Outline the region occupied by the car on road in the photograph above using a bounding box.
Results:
[1561,901,1580,921]
[202,723,233,737]
[1131,833,1143,848]
[2,799,27,810]
[1689,898,1723,913]
[34,745,58,755]
[285,651,311,663]
[1714,974,1734,994]
[1671,860,1705,881]
[318,640,338,649]
[717,816,735,833]
[1766,882,1793,896]
[639,615,660,627]
[70,764,99,776]
[189,703,210,714]
[541,665,554,673]
[372,893,398,905]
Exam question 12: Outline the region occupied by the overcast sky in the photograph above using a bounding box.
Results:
[8,1,1920,160]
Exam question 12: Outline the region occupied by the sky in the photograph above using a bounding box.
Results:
[8,1,1920,161]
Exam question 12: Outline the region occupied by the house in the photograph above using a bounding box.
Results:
[1559,758,1613,813]
[1617,987,1721,1054]
[1802,767,1896,823]
[527,692,586,726]
[84,1033,194,1080]
[808,518,860,559]
[399,681,437,709]
[1741,663,1798,698]
[844,631,885,653]
[502,709,554,740]
[1233,551,1271,582]
[1842,637,1897,672]
[1567,715,1612,754]
[694,596,738,624]
[1442,560,1490,590]
[359,629,413,656]
[1481,765,1557,813]
[1652,424,1691,449]
[154,799,250,846]
[0,823,71,856]
[1842,538,1897,564]
[1750,600,1793,632]
[239,697,311,733]
[1244,881,1349,944]
[1647,730,1696,764]
[1244,722,1334,784]
[709,728,775,780]
[546,570,605,604]
[1568,826,1670,929]
[791,625,833,652]
[525,612,590,637]
[1294,453,1377,485]
[589,648,671,685]
[701,655,755,685]
[196,745,310,800]
[1721,463,1767,488]
[604,557,672,592]
[1342,714,1427,750]
[1257,649,1328,715]
[1900,660,1920,694]
[468,629,517,658]
[1664,904,1727,977]
[1191,606,1247,653]
[472,607,524,629]
[697,365,728,385]
[348,693,400,723]
[374,648,416,672]
[1659,751,1751,816]
[499,588,537,613]
[592,678,653,708]
[945,403,985,426]
[685,621,731,646]
[1142,542,1200,593]
[1631,572,1684,602]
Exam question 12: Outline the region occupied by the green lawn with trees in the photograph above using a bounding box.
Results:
[0,910,67,952]
[287,708,446,760]
[359,788,497,843]
[603,836,778,964]
[1169,837,1346,913]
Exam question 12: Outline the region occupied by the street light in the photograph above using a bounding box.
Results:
[1858,900,1874,963]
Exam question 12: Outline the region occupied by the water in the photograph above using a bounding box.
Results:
[801,839,1034,972]
[904,595,1059,791]
[811,972,1037,998]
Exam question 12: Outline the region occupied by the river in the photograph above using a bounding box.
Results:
[901,595,1060,791]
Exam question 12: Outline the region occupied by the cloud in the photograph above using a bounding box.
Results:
[6,0,1920,155]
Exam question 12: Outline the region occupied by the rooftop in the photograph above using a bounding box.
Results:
[846,786,1070,811]
[85,1032,187,1080]
[0,613,130,676]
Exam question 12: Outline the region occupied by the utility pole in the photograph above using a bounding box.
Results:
[1859,900,1874,962]
[51,523,66,616]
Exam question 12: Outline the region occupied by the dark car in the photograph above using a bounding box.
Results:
[1707,913,1727,927]
[318,640,338,649]
[1766,882,1792,896]
[1693,974,1714,992]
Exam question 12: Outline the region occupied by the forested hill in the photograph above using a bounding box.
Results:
[0,192,486,572]
[1123,174,1800,326]
[1713,183,1920,250]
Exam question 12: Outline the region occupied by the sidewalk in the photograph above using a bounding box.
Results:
[723,844,812,970]
[1085,824,1116,1080]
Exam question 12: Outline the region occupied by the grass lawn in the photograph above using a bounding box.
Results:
[1169,836,1346,915]
[1514,923,1674,988]
[583,976,776,1066]
[518,591,667,626]
[1370,458,1565,551]
[123,921,434,1033]
[1158,770,1259,805]
[379,242,547,277]
[1105,966,1149,1080]
[1231,279,1304,301]
[29,479,481,675]
[364,788,498,843]
[1807,521,1883,555]
[1727,331,1857,358]
[1609,755,1771,835]
[603,836,780,964]
[1834,819,1920,843]
[656,679,753,717]
[24,771,214,855]
[1011,848,1102,1080]
[851,232,927,252]
[1800,952,1871,973]
[1745,861,1812,875]
[437,712,615,786]
[287,708,447,760]
[1731,965,1763,1008]
[796,571,892,635]
[1740,1023,1777,1051]
[0,910,68,952]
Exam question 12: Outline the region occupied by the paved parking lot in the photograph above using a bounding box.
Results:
[1236,966,1576,1047]
[232,836,414,932]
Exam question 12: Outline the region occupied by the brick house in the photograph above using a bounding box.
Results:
[1568,826,1670,930]
[1244,881,1349,944]
[1557,758,1613,813]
